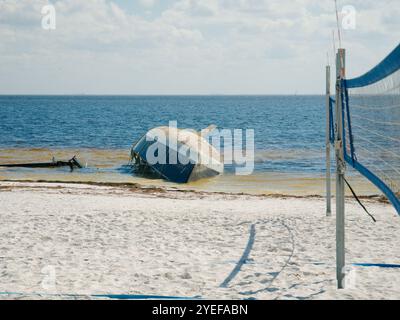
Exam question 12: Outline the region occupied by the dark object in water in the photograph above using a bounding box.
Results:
[0,156,83,172]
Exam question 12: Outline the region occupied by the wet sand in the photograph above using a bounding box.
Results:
[0,148,382,196]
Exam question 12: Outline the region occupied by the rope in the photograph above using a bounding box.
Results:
[344,177,377,223]
[334,0,342,48]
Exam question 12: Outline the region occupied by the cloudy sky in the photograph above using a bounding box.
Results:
[0,0,399,94]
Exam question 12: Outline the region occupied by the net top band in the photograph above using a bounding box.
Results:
[345,43,400,89]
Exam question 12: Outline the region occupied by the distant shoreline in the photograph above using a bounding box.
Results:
[0,94,325,97]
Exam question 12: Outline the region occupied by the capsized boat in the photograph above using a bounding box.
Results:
[129,125,223,183]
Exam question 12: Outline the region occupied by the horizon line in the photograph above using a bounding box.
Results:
[0,93,324,97]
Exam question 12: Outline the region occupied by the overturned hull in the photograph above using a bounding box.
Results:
[129,126,223,183]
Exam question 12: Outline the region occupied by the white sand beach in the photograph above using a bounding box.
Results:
[0,181,399,300]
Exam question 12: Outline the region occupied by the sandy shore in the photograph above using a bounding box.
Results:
[0,181,399,300]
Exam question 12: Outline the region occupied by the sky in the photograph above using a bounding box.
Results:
[0,0,399,94]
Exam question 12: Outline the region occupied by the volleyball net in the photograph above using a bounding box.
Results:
[342,43,400,214]
[329,97,335,144]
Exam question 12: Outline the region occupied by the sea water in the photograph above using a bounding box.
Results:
[0,95,376,195]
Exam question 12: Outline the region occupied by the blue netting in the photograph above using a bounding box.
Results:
[342,43,400,215]
[329,97,335,144]
[346,44,400,88]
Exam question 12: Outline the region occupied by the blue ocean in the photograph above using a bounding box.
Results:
[1,95,364,195]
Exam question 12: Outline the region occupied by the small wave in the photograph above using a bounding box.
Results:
[217,148,323,164]
[253,149,323,163]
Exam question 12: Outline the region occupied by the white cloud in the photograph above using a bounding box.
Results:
[0,0,399,94]
[139,0,156,9]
